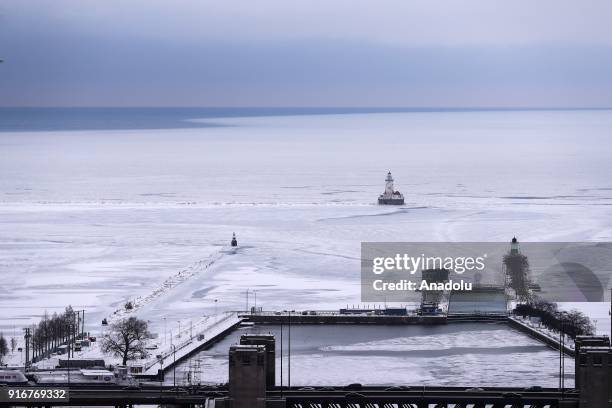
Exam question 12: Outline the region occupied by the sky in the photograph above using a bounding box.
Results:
[1,0,612,107]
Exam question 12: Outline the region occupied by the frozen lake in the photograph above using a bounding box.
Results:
[1,109,611,384]
[170,322,574,387]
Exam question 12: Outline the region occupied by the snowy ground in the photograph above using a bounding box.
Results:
[1,110,612,384]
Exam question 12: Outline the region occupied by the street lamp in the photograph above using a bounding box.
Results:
[170,344,177,391]
[288,310,291,388]
[558,312,568,395]
[67,320,74,387]
[283,309,293,389]
[163,317,167,346]
[280,319,283,398]
[158,356,164,401]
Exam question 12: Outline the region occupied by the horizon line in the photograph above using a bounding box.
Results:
[1,106,612,111]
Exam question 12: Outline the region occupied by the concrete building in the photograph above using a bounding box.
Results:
[227,344,267,408]
[576,338,612,408]
[240,334,275,388]
[574,335,610,389]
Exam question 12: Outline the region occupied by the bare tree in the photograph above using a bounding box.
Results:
[514,302,595,339]
[564,309,595,337]
[0,334,8,364]
[421,268,450,305]
[100,317,152,365]
[504,252,532,303]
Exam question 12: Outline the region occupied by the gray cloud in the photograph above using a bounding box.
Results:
[1,0,612,106]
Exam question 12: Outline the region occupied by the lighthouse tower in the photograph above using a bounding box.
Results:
[384,171,395,196]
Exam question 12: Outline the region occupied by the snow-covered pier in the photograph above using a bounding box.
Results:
[141,312,243,377]
[508,315,575,357]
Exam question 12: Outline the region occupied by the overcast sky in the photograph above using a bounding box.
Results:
[1,0,612,107]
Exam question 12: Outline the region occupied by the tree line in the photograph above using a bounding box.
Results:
[13,305,152,367]
[514,300,595,339]
[29,306,82,361]
[505,247,595,339]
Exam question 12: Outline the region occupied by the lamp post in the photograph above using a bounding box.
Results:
[67,343,70,387]
[170,344,177,391]
[288,310,291,388]
[163,317,167,346]
[159,356,164,401]
[283,309,293,389]
[67,320,73,387]
[280,320,283,398]
[558,313,567,395]
[559,322,563,391]
[178,321,181,338]
[246,289,250,313]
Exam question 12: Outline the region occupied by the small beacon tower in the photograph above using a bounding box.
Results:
[510,236,520,254]
[378,171,405,205]
[231,233,238,247]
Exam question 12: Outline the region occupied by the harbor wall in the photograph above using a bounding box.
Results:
[243,314,446,325]
[507,316,575,357]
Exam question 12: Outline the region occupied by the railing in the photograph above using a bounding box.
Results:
[285,396,567,408]
[144,312,239,370]
[242,310,422,317]
[447,310,509,316]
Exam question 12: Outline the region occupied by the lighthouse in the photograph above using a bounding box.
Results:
[378,171,405,205]
[510,236,520,254]
[384,172,395,196]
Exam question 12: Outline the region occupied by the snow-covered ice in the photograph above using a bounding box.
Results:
[1,110,612,385]
[171,323,576,387]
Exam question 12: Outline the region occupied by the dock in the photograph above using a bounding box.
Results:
[141,312,243,377]
[242,310,446,325]
[137,309,573,379]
